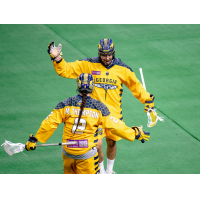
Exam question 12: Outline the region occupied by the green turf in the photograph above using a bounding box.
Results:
[0,24,200,174]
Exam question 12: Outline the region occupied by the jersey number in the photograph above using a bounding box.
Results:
[72,118,87,134]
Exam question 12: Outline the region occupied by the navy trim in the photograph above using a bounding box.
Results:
[94,155,99,160]
[79,57,133,72]
[94,139,98,143]
[144,131,150,136]
[106,58,133,71]
[135,132,141,139]
[141,139,145,143]
[145,100,154,103]
[95,161,99,166]
[95,169,100,174]
[55,95,110,116]
[79,57,101,63]
[145,106,154,111]
[94,133,98,137]
[55,102,66,109]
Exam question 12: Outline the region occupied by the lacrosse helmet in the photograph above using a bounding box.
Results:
[98,38,115,57]
[77,73,94,93]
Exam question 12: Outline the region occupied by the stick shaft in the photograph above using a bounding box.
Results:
[36,141,77,147]
[139,68,146,91]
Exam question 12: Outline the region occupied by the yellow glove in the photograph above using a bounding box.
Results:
[144,94,155,113]
[25,134,38,151]
[132,126,150,143]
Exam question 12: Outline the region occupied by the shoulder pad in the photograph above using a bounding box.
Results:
[79,57,101,63]
[114,58,133,72]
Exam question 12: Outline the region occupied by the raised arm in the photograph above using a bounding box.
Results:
[47,41,89,79]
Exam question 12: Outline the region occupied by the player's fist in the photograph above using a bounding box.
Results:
[144,94,155,113]
[25,134,38,151]
[47,41,62,62]
[132,126,150,143]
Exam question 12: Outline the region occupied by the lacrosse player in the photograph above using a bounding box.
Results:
[47,39,155,174]
[25,73,150,174]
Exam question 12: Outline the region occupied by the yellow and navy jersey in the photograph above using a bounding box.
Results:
[53,57,151,120]
[35,95,136,155]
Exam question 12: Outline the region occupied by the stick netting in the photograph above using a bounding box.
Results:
[1,140,25,156]
[147,108,164,127]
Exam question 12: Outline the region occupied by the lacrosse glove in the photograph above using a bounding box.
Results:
[25,134,38,151]
[132,126,150,143]
[144,94,155,113]
[47,41,62,62]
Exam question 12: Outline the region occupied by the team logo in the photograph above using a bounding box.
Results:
[106,72,109,76]
[95,83,118,100]
[96,128,103,135]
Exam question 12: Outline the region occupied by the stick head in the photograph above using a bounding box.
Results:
[1,140,25,156]
[147,108,164,127]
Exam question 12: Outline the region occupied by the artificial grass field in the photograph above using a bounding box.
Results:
[0,24,200,174]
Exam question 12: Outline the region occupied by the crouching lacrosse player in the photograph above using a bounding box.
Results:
[25,73,150,174]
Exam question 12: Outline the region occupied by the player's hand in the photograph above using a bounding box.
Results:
[132,126,150,143]
[47,41,62,62]
[144,94,155,113]
[25,134,38,151]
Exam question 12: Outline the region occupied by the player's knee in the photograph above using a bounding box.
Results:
[106,137,116,148]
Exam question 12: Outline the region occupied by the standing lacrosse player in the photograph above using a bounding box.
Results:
[25,73,150,174]
[47,39,155,174]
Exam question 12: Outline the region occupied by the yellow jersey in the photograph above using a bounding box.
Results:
[53,57,150,120]
[35,95,137,155]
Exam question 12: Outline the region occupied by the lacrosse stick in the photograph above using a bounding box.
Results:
[139,68,146,91]
[139,68,164,127]
[1,140,77,156]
